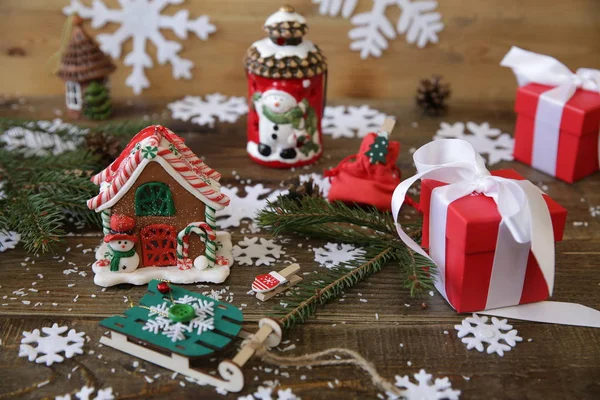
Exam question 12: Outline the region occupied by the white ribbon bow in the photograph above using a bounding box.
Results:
[392,139,600,328]
[501,47,600,176]
[392,139,555,308]
[500,46,600,94]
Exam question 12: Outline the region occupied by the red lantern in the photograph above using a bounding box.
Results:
[244,5,327,169]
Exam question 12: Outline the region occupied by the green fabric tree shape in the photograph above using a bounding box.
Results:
[84,81,112,120]
[365,133,389,164]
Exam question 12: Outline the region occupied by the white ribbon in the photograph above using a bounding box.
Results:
[392,139,600,328]
[501,47,600,176]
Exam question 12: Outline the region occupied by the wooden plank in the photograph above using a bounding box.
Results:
[0,97,600,398]
[0,0,599,102]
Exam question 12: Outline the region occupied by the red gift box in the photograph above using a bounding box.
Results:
[419,169,568,312]
[513,83,600,183]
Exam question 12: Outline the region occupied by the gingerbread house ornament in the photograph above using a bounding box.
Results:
[87,125,234,287]
[244,5,327,168]
[56,16,115,120]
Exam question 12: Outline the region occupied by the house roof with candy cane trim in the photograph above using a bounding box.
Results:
[87,125,230,212]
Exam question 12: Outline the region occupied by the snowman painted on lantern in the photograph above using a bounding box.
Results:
[245,5,327,168]
[101,214,140,273]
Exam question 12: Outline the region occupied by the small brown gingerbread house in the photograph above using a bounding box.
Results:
[87,125,232,286]
[57,16,115,119]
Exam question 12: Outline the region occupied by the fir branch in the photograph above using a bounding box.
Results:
[276,246,393,329]
[0,117,156,254]
[259,196,399,237]
[257,194,436,330]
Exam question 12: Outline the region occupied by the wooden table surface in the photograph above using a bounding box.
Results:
[1,97,599,400]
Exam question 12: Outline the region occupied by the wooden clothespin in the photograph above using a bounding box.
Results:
[252,263,302,301]
[379,117,396,138]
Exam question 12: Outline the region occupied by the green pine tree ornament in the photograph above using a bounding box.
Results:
[83,81,112,120]
[365,132,389,164]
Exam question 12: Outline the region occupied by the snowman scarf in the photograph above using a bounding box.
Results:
[109,248,136,272]
[261,104,305,129]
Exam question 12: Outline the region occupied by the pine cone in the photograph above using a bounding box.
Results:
[84,131,122,167]
[416,76,451,116]
[282,176,323,203]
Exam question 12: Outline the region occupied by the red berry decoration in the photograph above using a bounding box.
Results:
[157,282,171,294]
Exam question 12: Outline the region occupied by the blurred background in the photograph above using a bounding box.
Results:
[1,0,598,106]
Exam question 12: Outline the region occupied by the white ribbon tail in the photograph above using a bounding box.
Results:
[480,301,600,328]
[516,180,555,294]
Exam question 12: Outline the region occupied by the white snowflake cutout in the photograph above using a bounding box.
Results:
[455,313,523,356]
[347,0,444,59]
[19,323,85,366]
[141,316,171,334]
[217,184,281,229]
[313,0,358,18]
[434,122,514,166]
[168,94,248,127]
[142,295,216,341]
[162,322,192,342]
[239,385,299,400]
[322,105,388,139]
[56,386,114,400]
[313,242,366,269]
[64,0,216,94]
[232,237,285,266]
[1,119,87,157]
[387,369,460,400]
[0,231,21,252]
[148,302,170,316]
[276,388,300,400]
[74,386,96,400]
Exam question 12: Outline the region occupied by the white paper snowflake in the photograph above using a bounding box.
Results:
[387,369,460,400]
[232,237,285,266]
[322,105,388,139]
[434,122,514,166]
[1,119,87,157]
[217,184,281,229]
[163,322,193,342]
[313,242,366,269]
[238,385,300,400]
[142,297,215,342]
[56,386,114,400]
[19,323,85,366]
[0,231,21,252]
[64,0,216,94]
[168,94,248,127]
[455,314,522,357]
[313,0,358,18]
[315,0,443,58]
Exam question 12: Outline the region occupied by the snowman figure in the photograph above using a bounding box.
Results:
[103,214,140,273]
[253,89,309,160]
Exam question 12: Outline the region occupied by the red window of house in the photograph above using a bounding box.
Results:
[140,224,177,267]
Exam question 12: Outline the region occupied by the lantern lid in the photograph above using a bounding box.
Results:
[245,5,326,80]
[263,5,309,43]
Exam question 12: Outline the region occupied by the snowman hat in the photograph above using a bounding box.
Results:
[104,214,137,242]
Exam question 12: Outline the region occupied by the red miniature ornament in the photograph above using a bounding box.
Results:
[324,120,402,211]
[244,5,327,169]
[157,282,171,294]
